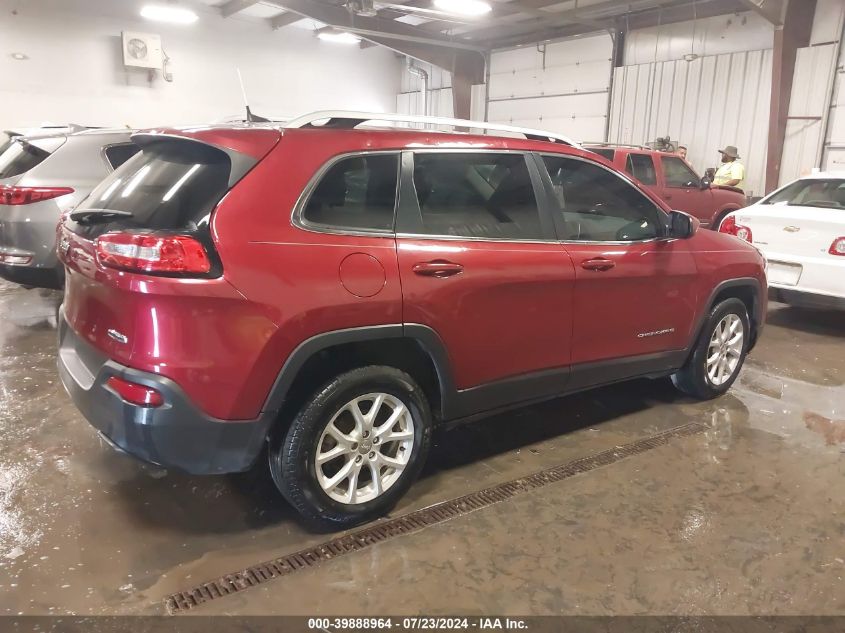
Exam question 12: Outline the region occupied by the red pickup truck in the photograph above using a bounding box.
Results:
[586,144,747,229]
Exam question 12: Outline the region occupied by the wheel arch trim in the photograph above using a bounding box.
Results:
[691,277,764,353]
[260,323,456,417]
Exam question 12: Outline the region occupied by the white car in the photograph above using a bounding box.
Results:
[718,172,845,310]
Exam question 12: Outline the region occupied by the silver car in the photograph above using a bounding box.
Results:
[0,129,139,289]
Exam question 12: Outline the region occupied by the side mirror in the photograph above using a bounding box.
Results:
[669,210,698,239]
[700,177,711,190]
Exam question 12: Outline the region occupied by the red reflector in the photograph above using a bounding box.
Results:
[107,376,164,407]
[718,215,752,242]
[96,233,211,274]
[830,237,845,256]
[0,185,74,205]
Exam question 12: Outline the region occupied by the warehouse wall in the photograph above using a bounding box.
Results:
[808,0,845,176]
[624,12,774,64]
[609,48,772,197]
[485,34,612,141]
[396,62,455,118]
[0,0,401,129]
[610,11,774,197]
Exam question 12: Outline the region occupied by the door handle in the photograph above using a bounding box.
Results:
[581,257,616,271]
[412,260,464,278]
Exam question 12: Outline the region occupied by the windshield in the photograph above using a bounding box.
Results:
[0,137,65,180]
[66,140,233,239]
[761,178,845,209]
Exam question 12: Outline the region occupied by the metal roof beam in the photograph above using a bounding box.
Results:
[735,0,786,25]
[269,0,486,50]
[269,11,303,29]
[220,0,261,17]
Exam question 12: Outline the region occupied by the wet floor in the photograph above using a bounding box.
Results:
[0,279,843,615]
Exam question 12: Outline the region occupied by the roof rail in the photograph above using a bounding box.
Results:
[283,111,579,147]
[583,141,651,150]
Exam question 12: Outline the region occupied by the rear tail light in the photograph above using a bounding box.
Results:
[830,237,845,256]
[107,376,164,407]
[718,215,753,242]
[0,185,74,205]
[0,252,33,265]
[95,232,211,274]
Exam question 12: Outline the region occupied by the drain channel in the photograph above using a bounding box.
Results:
[165,421,705,614]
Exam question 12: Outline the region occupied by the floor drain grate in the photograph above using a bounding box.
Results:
[164,421,705,614]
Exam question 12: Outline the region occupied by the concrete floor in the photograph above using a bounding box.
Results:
[0,279,843,616]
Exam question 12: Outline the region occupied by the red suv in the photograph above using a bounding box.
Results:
[57,113,767,527]
[586,144,747,229]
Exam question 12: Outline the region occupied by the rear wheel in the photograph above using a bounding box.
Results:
[672,298,749,399]
[270,366,432,528]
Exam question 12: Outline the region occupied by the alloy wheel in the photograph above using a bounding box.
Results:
[314,393,415,505]
[706,313,744,386]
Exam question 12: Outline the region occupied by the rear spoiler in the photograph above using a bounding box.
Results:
[130,131,276,188]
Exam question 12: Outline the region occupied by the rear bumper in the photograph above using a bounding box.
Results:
[0,263,63,289]
[769,287,845,311]
[57,310,272,474]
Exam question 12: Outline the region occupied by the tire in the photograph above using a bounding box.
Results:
[672,298,750,400]
[270,366,433,528]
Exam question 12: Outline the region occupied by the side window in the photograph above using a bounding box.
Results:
[410,153,544,240]
[589,148,615,161]
[104,143,141,169]
[303,154,398,231]
[542,155,664,242]
[662,156,700,188]
[625,153,657,185]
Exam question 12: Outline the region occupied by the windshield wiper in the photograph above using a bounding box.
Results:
[69,209,134,224]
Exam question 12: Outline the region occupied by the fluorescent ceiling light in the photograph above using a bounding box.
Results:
[433,0,492,16]
[317,31,361,44]
[140,4,199,24]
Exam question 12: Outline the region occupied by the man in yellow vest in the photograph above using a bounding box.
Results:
[713,145,745,190]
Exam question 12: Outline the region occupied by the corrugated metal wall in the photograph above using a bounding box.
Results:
[817,0,845,174]
[609,49,772,197]
[780,44,840,185]
[396,61,455,118]
[486,34,612,141]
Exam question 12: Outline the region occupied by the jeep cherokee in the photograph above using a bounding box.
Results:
[57,113,767,527]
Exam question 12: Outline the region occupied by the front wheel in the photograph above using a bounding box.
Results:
[270,366,432,528]
[672,298,750,399]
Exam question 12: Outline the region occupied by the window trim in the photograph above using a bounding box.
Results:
[535,151,669,245]
[291,150,401,238]
[395,149,558,244]
[660,154,701,189]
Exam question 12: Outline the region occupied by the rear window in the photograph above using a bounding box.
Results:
[761,178,845,209]
[0,137,64,179]
[66,140,232,239]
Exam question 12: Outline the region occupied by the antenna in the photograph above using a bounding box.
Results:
[236,68,270,123]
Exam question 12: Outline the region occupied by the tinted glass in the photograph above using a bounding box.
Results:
[303,154,398,231]
[0,137,63,179]
[411,153,543,240]
[626,153,657,185]
[67,140,232,239]
[662,156,700,187]
[761,178,845,209]
[543,156,663,241]
[589,148,615,161]
[104,143,141,169]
